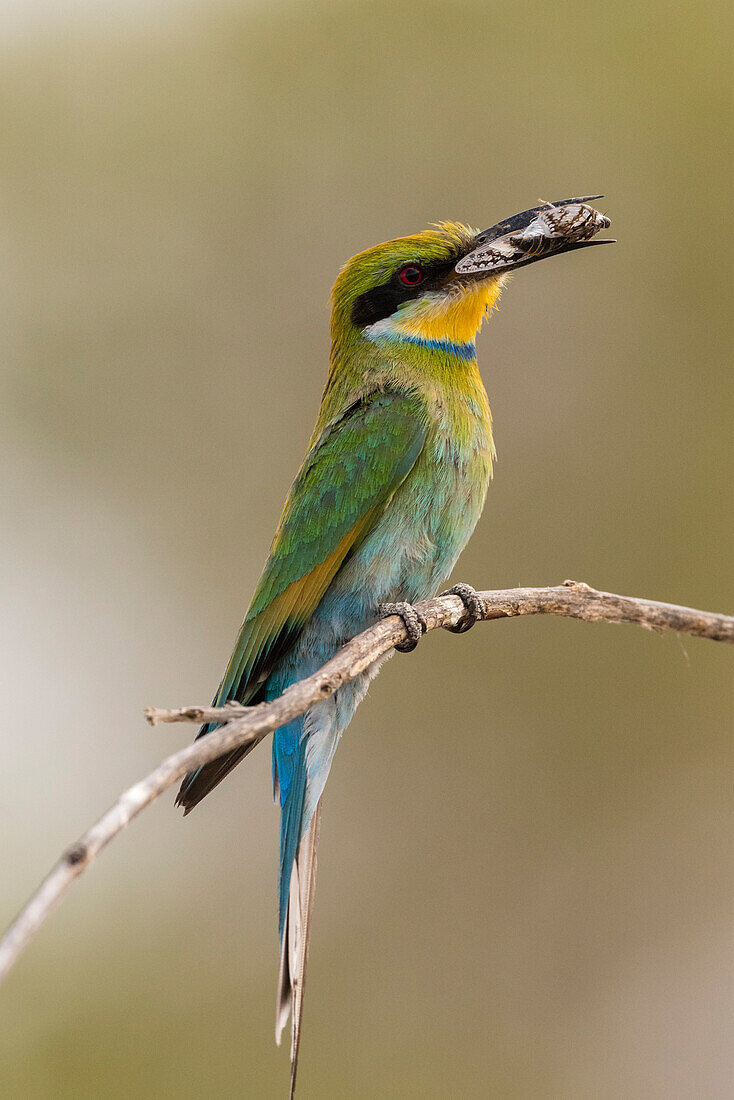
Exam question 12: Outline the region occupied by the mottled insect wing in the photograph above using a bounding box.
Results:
[456,196,612,275]
[509,203,611,256]
[472,195,604,249]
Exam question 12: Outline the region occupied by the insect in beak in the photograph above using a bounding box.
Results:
[456,195,615,276]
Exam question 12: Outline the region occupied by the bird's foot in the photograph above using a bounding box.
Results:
[379,601,427,653]
[440,583,485,634]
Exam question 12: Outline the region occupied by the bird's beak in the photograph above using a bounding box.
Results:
[456,195,615,277]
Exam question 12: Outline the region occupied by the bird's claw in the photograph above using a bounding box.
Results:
[441,583,485,634]
[379,601,427,652]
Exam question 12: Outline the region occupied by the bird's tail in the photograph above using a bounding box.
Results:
[273,701,342,1096]
[276,802,321,1099]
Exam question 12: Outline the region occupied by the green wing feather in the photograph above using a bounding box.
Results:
[177,390,427,811]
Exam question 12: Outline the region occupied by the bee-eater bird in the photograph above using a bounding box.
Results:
[177,198,612,1096]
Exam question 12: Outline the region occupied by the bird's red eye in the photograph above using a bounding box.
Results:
[398,264,424,287]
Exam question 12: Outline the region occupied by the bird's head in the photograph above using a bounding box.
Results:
[331,197,612,352]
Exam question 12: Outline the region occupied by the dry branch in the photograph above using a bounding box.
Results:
[1,580,732,985]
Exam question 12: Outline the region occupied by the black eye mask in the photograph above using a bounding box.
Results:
[350,257,456,328]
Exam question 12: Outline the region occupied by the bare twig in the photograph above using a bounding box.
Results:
[1,580,732,984]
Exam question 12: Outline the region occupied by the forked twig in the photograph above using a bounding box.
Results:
[1,580,731,984]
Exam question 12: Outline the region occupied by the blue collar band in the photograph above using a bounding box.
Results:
[372,332,476,360]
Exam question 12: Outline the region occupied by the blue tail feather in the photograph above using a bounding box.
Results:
[274,717,308,940]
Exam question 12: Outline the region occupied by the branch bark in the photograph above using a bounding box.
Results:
[1,580,732,985]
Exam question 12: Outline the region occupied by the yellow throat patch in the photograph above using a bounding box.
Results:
[392,275,505,345]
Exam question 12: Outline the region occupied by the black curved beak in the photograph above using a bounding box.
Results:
[456,195,615,276]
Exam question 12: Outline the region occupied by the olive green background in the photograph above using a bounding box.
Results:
[2,1,733,1096]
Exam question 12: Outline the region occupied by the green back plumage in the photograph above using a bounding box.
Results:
[217,390,428,706]
[176,390,428,810]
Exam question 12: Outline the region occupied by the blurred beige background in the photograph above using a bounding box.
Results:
[1,1,733,1096]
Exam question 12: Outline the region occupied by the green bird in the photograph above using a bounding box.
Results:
[177,197,612,1095]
